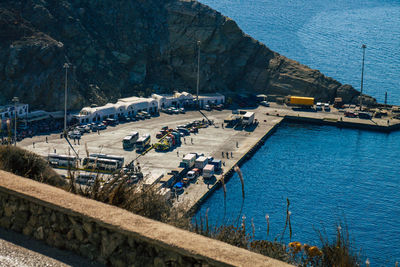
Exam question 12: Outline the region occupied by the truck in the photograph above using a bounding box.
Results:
[289,96,314,107]
[242,112,255,126]
[182,153,196,169]
[203,164,215,179]
[122,131,139,149]
[210,159,222,171]
[195,156,208,169]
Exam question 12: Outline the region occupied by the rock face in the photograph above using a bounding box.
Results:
[0,0,375,110]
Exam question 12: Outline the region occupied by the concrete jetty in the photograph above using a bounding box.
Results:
[16,103,400,216]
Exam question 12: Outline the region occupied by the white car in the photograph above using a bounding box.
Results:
[260,101,270,107]
[68,130,81,139]
[187,171,197,180]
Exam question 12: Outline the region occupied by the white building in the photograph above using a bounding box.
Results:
[195,93,225,108]
[0,103,29,120]
[74,97,158,124]
[0,103,29,129]
[151,91,194,109]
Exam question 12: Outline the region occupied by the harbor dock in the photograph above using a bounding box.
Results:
[17,103,400,215]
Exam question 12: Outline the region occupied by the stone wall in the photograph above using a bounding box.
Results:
[0,170,291,267]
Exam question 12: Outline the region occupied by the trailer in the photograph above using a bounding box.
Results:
[242,112,255,125]
[195,156,208,169]
[203,164,215,179]
[290,96,314,106]
[182,153,196,169]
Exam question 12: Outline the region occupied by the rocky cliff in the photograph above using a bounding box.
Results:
[0,0,375,110]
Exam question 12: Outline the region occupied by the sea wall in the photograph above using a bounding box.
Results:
[0,170,291,266]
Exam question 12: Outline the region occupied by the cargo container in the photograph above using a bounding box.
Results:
[158,174,175,188]
[290,96,314,106]
[182,153,196,169]
[195,156,208,169]
[203,164,215,179]
[210,159,222,171]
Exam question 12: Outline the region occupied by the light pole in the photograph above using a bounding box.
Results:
[12,97,19,146]
[63,63,70,134]
[359,44,366,111]
[196,40,201,110]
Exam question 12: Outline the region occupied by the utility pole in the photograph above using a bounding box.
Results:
[196,40,201,110]
[12,97,19,146]
[63,63,70,135]
[359,44,366,111]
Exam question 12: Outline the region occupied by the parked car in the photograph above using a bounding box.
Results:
[68,130,81,139]
[189,127,198,133]
[141,111,151,119]
[83,125,91,132]
[97,123,107,130]
[177,127,190,136]
[344,111,357,118]
[179,108,185,114]
[215,104,224,110]
[260,101,270,107]
[204,105,211,111]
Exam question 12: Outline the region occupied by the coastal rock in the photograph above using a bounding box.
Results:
[0,0,375,110]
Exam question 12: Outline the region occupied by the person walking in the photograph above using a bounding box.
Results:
[222,151,224,158]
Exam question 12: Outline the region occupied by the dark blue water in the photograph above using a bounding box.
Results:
[196,123,400,265]
[200,0,400,105]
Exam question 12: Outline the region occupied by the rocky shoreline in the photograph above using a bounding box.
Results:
[0,0,375,110]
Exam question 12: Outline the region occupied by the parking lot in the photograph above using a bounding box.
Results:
[18,109,253,182]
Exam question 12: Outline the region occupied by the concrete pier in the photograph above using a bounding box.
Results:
[16,104,400,216]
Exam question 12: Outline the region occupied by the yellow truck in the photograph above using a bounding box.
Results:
[289,96,314,106]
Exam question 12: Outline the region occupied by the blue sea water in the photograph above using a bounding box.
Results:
[196,1,400,264]
[200,0,400,105]
[196,123,400,265]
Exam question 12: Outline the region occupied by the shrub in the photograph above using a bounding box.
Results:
[0,145,65,187]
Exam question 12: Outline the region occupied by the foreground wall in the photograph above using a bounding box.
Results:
[0,170,291,266]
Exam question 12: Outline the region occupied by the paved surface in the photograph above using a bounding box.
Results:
[0,228,101,267]
[18,105,400,212]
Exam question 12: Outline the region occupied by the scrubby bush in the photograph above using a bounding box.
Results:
[0,145,65,187]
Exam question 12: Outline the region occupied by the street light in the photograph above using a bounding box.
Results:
[359,44,367,111]
[196,40,201,110]
[63,63,70,134]
[12,97,19,146]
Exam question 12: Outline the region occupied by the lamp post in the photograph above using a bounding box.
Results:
[63,63,70,134]
[196,40,201,110]
[359,44,367,111]
[12,97,19,146]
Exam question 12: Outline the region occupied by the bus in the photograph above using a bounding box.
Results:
[89,153,124,168]
[47,153,78,167]
[82,157,119,171]
[136,134,151,152]
[122,131,139,149]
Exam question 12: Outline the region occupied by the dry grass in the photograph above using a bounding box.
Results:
[0,145,65,187]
